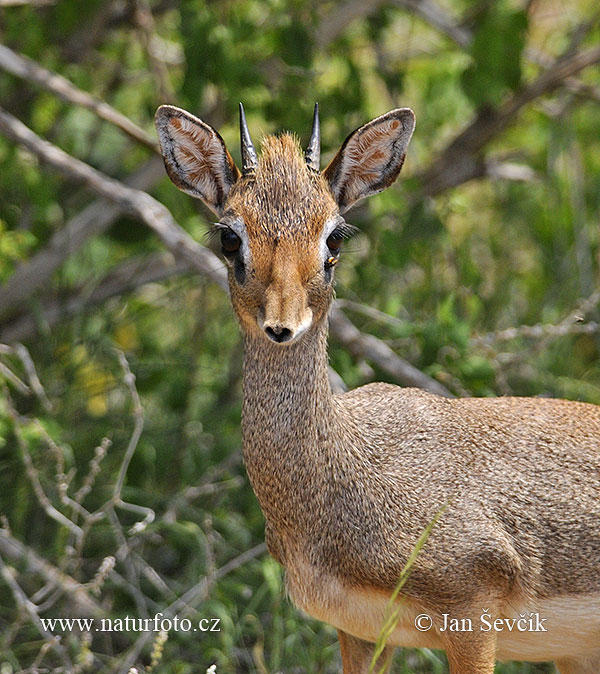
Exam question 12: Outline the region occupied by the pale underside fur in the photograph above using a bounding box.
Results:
[287,559,600,661]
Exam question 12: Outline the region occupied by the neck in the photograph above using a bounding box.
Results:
[241,317,334,527]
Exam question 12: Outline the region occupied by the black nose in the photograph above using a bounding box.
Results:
[265,326,293,343]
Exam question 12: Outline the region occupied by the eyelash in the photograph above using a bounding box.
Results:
[325,221,357,267]
[329,221,358,241]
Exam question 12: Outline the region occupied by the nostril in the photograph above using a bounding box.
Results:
[265,326,293,343]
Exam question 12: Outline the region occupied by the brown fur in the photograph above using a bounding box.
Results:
[225,135,337,335]
[156,106,600,673]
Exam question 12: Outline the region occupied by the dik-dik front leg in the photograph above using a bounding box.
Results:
[443,629,497,674]
[337,630,395,674]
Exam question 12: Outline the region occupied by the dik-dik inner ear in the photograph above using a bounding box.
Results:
[155,105,240,215]
[323,109,415,213]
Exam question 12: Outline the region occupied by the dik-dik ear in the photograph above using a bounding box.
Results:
[155,105,240,215]
[323,109,415,213]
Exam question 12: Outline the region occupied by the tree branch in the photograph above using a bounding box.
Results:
[0,107,228,295]
[418,46,600,196]
[0,551,72,670]
[329,306,453,397]
[392,0,471,47]
[0,529,104,617]
[0,253,193,342]
[0,157,165,321]
[0,44,158,151]
[132,0,176,103]
[115,542,267,673]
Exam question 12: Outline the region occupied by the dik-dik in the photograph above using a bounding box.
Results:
[155,103,600,673]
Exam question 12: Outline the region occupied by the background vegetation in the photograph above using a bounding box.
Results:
[0,0,599,671]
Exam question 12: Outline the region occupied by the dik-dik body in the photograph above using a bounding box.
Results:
[155,103,600,673]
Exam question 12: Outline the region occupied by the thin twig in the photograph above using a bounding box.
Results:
[0,551,73,670]
[472,319,600,345]
[0,529,104,617]
[5,387,84,541]
[0,252,193,342]
[471,289,600,347]
[316,0,386,48]
[13,343,52,411]
[0,361,30,395]
[393,0,471,47]
[114,543,267,673]
[132,0,176,102]
[74,437,112,504]
[113,351,144,500]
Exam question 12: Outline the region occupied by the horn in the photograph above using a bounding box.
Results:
[305,102,320,172]
[239,102,258,175]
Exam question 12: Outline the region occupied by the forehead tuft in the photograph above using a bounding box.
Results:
[227,134,336,238]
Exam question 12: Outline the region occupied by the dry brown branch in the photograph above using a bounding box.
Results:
[62,0,178,63]
[105,505,149,617]
[336,298,410,329]
[329,306,453,397]
[97,350,153,618]
[0,44,158,151]
[113,351,145,501]
[526,47,600,104]
[74,437,112,504]
[393,0,471,47]
[329,366,348,393]
[485,160,537,182]
[2,352,161,624]
[472,289,600,347]
[0,360,30,395]
[0,107,229,292]
[12,343,52,411]
[418,45,600,196]
[164,451,243,521]
[32,421,96,524]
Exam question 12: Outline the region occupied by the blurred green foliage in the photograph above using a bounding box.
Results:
[0,0,599,672]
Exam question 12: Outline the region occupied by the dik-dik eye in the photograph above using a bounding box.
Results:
[326,230,344,253]
[325,229,345,269]
[220,228,241,255]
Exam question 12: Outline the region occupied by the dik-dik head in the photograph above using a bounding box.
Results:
[155,104,415,344]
